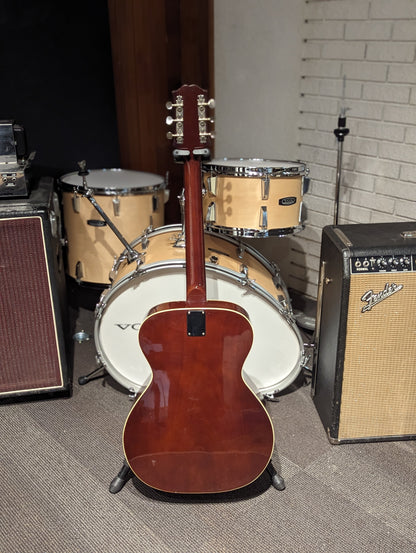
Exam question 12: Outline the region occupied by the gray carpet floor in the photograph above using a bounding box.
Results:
[1,304,415,553]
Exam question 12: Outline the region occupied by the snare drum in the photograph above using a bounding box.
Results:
[202,158,307,237]
[59,168,167,285]
[94,224,304,398]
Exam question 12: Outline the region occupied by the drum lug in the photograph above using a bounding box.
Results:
[141,236,149,250]
[261,175,270,200]
[133,254,145,274]
[128,388,138,401]
[207,175,217,196]
[236,243,245,260]
[72,193,81,213]
[206,201,216,223]
[108,256,118,282]
[300,200,306,223]
[75,261,84,283]
[259,206,268,229]
[173,230,186,248]
[112,196,120,217]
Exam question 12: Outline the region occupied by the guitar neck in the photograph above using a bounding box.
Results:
[166,84,214,306]
[184,157,206,305]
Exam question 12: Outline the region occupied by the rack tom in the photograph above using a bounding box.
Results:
[202,158,307,237]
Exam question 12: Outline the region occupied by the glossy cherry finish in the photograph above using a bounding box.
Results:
[123,304,274,493]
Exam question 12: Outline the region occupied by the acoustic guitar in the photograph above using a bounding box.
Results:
[123,84,274,493]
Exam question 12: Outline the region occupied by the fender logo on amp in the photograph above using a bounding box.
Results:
[361,283,403,313]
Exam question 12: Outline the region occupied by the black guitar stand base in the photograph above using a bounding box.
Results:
[266,461,286,491]
[109,460,133,494]
[108,459,285,494]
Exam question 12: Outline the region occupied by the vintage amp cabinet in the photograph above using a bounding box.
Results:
[313,222,416,444]
[0,178,72,402]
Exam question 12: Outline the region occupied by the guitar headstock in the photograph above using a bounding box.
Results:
[166,84,215,159]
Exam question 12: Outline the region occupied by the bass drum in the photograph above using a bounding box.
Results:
[94,225,304,398]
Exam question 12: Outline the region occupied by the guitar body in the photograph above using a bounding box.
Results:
[123,300,274,493]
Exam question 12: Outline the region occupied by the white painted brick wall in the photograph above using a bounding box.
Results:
[291,0,416,299]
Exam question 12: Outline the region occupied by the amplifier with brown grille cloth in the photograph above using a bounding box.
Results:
[313,222,416,444]
[0,179,71,403]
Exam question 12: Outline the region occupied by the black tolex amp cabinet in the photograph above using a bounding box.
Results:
[0,178,72,403]
[313,222,416,444]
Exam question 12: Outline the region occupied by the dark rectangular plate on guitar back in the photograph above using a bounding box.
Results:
[187,310,206,337]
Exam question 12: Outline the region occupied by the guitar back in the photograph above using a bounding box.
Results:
[123,300,274,494]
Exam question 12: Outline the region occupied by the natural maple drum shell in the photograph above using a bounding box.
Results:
[113,227,278,297]
[61,190,165,284]
[202,174,303,233]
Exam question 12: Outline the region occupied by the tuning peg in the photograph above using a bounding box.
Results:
[166,115,183,126]
[166,99,184,110]
[200,132,215,140]
[166,131,184,141]
[198,98,215,109]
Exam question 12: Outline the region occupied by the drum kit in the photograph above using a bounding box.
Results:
[58,157,309,402]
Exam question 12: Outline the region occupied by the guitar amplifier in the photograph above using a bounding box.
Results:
[0,120,31,198]
[0,178,72,403]
[312,222,416,444]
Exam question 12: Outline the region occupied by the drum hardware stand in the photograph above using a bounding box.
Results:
[78,363,107,385]
[333,83,350,224]
[76,161,140,264]
[173,189,186,248]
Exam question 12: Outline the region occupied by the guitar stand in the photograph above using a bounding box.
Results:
[109,460,133,494]
[78,364,107,385]
[108,459,285,494]
[266,461,286,491]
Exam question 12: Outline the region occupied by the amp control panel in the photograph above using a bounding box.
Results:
[351,254,416,273]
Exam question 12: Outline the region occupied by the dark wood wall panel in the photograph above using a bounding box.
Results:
[108,0,213,223]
